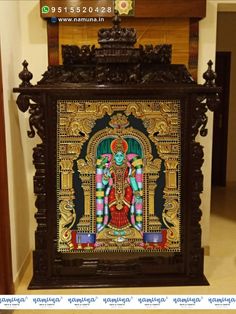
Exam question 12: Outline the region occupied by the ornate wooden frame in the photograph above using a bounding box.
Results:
[14,15,219,289]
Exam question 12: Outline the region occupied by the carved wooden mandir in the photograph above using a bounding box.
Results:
[14,16,219,289]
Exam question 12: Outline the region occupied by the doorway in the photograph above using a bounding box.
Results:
[211,51,231,186]
[212,11,236,186]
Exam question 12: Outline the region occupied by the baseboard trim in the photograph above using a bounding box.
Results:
[14,251,31,291]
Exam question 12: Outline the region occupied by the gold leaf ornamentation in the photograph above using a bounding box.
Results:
[57,100,181,252]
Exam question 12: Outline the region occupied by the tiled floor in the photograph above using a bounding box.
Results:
[14,183,236,313]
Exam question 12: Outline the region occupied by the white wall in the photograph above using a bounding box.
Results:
[217,12,236,182]
[0,0,47,282]
[0,1,29,282]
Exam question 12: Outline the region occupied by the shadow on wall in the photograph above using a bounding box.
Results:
[8,91,30,272]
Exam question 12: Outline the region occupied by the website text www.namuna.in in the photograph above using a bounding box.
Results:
[56,17,105,23]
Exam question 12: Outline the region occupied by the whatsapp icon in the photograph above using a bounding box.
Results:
[42,6,50,14]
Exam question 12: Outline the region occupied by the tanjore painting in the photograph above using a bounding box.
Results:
[57,100,181,253]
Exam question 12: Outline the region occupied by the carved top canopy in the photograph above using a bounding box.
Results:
[15,14,219,90]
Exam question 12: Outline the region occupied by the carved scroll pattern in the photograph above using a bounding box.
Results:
[188,92,220,276]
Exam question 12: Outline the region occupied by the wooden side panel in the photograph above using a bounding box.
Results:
[59,18,189,66]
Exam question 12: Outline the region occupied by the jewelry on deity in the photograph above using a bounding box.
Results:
[133,190,141,197]
[103,174,110,181]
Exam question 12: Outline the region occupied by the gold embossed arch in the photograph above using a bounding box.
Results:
[85,126,154,166]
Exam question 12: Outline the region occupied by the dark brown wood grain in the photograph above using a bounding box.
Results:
[0,48,14,294]
[47,21,59,65]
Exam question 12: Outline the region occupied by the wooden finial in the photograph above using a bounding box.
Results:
[19,60,33,87]
[113,10,121,29]
[203,60,217,87]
